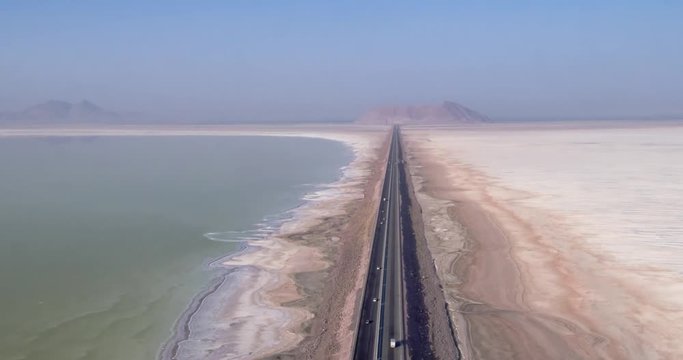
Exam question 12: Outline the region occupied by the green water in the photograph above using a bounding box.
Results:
[0,136,351,360]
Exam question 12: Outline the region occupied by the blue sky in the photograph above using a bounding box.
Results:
[2,1,682,121]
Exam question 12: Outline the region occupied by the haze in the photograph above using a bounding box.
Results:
[2,1,683,122]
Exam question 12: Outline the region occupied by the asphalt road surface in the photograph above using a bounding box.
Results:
[354,126,407,360]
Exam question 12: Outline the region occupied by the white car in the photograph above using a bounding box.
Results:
[389,338,397,348]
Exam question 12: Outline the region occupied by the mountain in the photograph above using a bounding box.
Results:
[356,101,490,125]
[0,100,120,123]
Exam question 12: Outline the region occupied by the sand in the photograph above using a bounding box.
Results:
[402,122,683,359]
[213,128,388,360]
[0,124,389,359]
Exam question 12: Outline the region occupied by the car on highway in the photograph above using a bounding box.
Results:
[389,338,397,348]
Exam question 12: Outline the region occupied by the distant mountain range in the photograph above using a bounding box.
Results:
[356,101,490,125]
[0,100,122,123]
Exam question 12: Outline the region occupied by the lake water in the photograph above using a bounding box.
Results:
[0,136,352,360]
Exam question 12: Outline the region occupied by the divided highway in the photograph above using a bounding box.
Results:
[354,126,406,360]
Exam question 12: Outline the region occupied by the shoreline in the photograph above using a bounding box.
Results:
[266,129,389,359]
[0,125,388,359]
[158,269,232,359]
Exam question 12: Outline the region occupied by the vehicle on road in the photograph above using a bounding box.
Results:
[389,338,397,348]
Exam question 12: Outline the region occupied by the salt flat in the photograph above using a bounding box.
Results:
[404,123,683,359]
[432,126,683,271]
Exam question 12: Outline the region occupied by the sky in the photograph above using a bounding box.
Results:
[1,1,682,122]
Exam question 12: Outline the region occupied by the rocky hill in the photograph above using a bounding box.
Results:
[0,100,121,123]
[356,101,489,125]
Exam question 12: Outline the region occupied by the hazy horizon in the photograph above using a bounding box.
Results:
[2,1,683,122]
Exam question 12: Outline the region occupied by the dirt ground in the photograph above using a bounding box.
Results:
[269,132,391,360]
[398,135,461,359]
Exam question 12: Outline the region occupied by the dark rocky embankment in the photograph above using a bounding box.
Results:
[397,130,461,359]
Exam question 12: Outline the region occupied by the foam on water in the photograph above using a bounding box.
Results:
[0,134,354,360]
[162,132,379,359]
[201,182,332,257]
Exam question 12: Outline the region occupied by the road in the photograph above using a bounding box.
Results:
[354,125,407,360]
